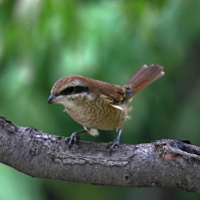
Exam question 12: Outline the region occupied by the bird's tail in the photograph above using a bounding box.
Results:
[124,64,164,97]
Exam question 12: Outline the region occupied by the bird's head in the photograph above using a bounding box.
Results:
[48,76,90,107]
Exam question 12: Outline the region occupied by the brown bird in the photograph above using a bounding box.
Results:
[48,64,164,149]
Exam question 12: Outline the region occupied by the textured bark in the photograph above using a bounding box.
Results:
[0,116,200,194]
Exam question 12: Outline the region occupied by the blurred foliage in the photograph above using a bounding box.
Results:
[0,0,200,199]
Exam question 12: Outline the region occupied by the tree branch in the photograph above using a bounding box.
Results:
[0,116,200,194]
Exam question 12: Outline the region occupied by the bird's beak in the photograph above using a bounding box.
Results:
[48,94,56,104]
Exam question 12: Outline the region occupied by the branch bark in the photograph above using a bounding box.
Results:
[0,116,200,194]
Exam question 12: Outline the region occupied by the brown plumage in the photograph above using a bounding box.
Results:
[48,64,164,150]
[125,64,164,94]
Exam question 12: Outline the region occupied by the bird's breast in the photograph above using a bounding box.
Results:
[65,99,129,130]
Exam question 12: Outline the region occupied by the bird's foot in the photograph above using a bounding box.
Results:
[107,138,120,150]
[67,132,79,148]
[66,129,87,148]
[107,128,122,152]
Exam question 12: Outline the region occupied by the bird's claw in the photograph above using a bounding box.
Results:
[66,129,87,148]
[66,132,79,148]
[107,139,120,150]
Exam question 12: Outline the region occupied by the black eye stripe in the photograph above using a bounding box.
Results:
[60,86,89,95]
[74,86,89,93]
[60,87,74,95]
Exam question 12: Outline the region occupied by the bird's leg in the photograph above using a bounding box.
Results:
[67,129,87,147]
[107,129,122,150]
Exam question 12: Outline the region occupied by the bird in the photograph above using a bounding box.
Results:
[48,64,164,150]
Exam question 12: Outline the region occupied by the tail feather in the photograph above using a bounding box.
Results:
[124,64,164,96]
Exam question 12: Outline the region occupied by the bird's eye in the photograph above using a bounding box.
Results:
[59,86,89,96]
[74,86,89,93]
[60,86,74,95]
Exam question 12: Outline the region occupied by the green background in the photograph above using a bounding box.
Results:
[0,0,200,199]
